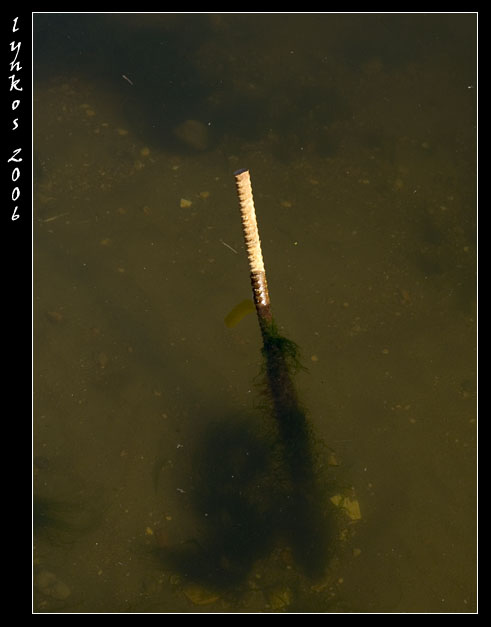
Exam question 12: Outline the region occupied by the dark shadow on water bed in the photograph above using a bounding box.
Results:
[155,407,337,596]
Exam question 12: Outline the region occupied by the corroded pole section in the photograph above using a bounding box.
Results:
[234,169,273,332]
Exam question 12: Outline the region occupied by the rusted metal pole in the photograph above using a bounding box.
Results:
[234,169,273,334]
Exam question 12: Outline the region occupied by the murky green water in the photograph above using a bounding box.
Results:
[33,14,476,613]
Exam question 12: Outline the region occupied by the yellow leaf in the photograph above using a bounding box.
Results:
[224,299,255,328]
[330,494,362,521]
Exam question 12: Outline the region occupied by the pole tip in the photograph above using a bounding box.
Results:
[233,168,249,177]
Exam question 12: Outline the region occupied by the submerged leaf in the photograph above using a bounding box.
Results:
[224,299,255,328]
